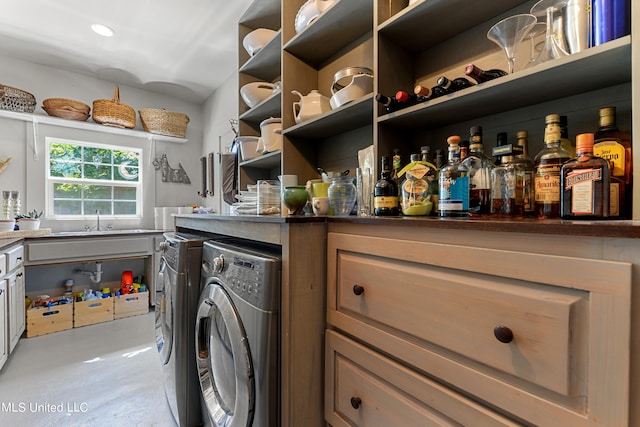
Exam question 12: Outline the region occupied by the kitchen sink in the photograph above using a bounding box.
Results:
[49,229,160,237]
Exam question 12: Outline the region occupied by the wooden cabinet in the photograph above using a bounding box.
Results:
[326,226,632,426]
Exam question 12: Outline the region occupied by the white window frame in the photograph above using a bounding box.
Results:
[45,137,143,219]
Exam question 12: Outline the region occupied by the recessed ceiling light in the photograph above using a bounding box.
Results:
[91,24,115,37]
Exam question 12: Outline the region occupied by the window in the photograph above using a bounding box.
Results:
[46,138,142,217]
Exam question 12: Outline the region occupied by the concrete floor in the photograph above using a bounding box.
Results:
[0,311,177,427]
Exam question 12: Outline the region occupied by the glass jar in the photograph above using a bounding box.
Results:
[328,175,357,216]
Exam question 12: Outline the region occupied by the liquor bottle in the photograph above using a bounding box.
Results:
[534,114,572,219]
[560,133,610,219]
[373,156,399,216]
[400,154,432,215]
[560,115,576,158]
[436,76,475,93]
[439,135,469,217]
[462,126,494,216]
[491,133,525,217]
[459,140,470,161]
[513,131,536,217]
[464,64,508,84]
[594,106,632,218]
[434,149,445,169]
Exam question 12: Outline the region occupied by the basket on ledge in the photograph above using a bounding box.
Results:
[92,85,136,129]
[0,83,36,113]
[139,108,190,138]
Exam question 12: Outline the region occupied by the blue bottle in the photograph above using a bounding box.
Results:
[591,0,630,46]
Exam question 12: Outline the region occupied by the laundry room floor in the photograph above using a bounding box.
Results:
[0,311,178,427]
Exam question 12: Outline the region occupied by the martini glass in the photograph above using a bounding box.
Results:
[525,22,547,67]
[487,13,538,74]
[529,0,570,66]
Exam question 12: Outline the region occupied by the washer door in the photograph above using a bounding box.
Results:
[155,256,175,365]
[196,282,254,427]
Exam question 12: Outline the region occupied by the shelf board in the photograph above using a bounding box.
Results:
[0,109,188,143]
[239,91,281,124]
[239,150,281,169]
[284,0,373,67]
[379,0,530,53]
[378,37,632,128]
[239,0,281,29]
[239,30,282,82]
[283,93,373,139]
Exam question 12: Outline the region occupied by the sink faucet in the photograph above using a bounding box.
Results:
[96,209,101,231]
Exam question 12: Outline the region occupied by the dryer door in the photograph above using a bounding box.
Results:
[155,256,175,365]
[196,282,254,427]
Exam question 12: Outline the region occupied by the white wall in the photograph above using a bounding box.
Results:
[0,56,204,230]
[202,70,240,215]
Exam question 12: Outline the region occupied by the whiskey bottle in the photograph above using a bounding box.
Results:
[436,76,475,93]
[462,126,494,216]
[373,156,399,216]
[514,131,536,217]
[464,64,508,84]
[534,114,572,219]
[560,133,610,219]
[400,154,432,215]
[439,135,469,217]
[594,106,632,218]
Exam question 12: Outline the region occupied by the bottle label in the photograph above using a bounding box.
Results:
[565,168,602,215]
[374,196,398,209]
[544,123,561,143]
[594,140,625,177]
[402,179,429,194]
[535,166,561,203]
[610,182,620,216]
[407,163,429,179]
[439,176,469,211]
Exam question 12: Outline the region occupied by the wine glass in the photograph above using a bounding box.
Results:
[525,22,547,68]
[487,13,538,74]
[529,0,570,66]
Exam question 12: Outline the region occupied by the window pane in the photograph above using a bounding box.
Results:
[84,185,112,200]
[84,164,113,180]
[114,186,137,200]
[84,200,112,215]
[116,164,139,182]
[84,147,112,165]
[50,160,81,178]
[50,143,82,161]
[114,150,139,167]
[114,201,137,215]
[53,183,82,199]
[54,200,81,215]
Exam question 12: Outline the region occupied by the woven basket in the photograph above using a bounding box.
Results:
[139,108,190,138]
[43,98,90,114]
[92,85,136,129]
[0,84,36,113]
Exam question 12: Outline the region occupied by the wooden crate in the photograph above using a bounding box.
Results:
[74,297,114,328]
[26,300,73,337]
[114,291,149,319]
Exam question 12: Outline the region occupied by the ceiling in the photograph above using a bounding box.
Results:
[0,0,255,103]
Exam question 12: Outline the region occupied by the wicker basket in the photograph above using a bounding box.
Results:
[139,108,189,138]
[92,85,136,129]
[0,84,36,113]
[43,98,90,114]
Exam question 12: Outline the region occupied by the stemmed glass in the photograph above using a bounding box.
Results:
[487,14,538,74]
[525,22,547,68]
[529,0,570,66]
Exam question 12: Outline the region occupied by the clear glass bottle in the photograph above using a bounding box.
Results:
[439,135,469,217]
[560,133,610,219]
[401,154,432,215]
[594,106,632,218]
[534,114,572,219]
[462,126,494,216]
[513,131,536,217]
[373,156,399,216]
[491,133,525,217]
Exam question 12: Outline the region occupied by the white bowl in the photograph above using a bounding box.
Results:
[330,73,374,109]
[295,0,337,33]
[236,136,261,161]
[0,219,15,232]
[242,28,277,56]
[240,82,275,108]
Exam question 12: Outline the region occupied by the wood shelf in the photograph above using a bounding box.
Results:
[239,30,282,82]
[238,150,281,169]
[239,91,282,124]
[0,109,188,143]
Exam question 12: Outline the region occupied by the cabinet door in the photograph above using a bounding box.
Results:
[7,270,23,352]
[0,280,7,371]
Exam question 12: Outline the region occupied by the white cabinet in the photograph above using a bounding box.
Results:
[0,253,7,371]
[5,244,25,354]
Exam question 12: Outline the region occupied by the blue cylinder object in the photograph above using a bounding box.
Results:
[591,0,630,46]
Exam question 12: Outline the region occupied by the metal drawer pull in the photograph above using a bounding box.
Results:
[352,284,364,296]
[493,325,514,343]
[350,396,362,409]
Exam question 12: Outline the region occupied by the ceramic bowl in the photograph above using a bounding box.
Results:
[330,73,373,109]
[295,0,337,33]
[236,136,261,161]
[242,28,277,56]
[0,219,15,232]
[240,82,275,108]
[282,186,309,215]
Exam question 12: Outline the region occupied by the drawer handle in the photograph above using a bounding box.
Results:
[352,284,364,296]
[493,325,514,343]
[350,396,362,409]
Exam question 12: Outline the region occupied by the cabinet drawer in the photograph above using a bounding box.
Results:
[325,330,517,427]
[26,237,151,264]
[6,245,23,271]
[336,250,584,397]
